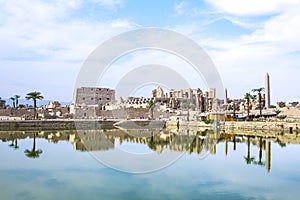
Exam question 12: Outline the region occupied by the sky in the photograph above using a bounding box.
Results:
[1,0,300,105]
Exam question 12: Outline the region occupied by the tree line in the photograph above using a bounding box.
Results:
[0,92,44,119]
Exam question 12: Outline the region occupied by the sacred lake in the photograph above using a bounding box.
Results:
[1,128,300,200]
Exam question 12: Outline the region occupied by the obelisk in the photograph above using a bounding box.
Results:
[265,73,270,108]
[224,88,228,105]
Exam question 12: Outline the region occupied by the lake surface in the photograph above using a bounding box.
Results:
[1,128,300,200]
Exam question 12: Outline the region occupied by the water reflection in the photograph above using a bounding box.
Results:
[1,128,299,172]
[8,138,19,150]
[24,133,43,159]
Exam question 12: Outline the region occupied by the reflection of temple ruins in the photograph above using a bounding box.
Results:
[2,128,298,172]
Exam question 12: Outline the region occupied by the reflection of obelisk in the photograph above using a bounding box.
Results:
[266,140,271,172]
[224,139,228,156]
[265,73,271,108]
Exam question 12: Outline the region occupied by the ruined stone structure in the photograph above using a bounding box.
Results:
[71,85,224,119]
[73,87,115,106]
[123,97,152,109]
[71,87,115,118]
[150,86,218,112]
[44,101,70,118]
[151,86,165,98]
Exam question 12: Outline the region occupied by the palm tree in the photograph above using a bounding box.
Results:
[278,101,286,108]
[244,93,253,121]
[14,95,21,108]
[274,109,281,117]
[24,133,43,159]
[0,97,5,108]
[10,97,16,108]
[26,92,44,119]
[252,87,264,117]
[147,99,155,120]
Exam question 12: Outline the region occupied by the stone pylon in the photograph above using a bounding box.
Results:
[265,73,270,108]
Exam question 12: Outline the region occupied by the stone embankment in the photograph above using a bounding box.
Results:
[225,121,299,133]
[166,120,213,131]
[167,120,300,134]
[0,119,117,130]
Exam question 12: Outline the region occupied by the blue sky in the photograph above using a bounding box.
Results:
[0,0,300,104]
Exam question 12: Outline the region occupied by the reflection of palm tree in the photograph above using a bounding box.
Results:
[8,139,19,150]
[9,140,15,147]
[24,133,43,159]
[258,137,263,164]
[275,138,286,148]
[253,137,265,166]
[14,139,19,149]
[244,137,255,164]
[147,134,156,150]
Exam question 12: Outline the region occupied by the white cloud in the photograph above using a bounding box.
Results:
[0,0,133,100]
[1,0,299,103]
[110,18,132,28]
[198,1,300,102]
[243,7,300,50]
[0,0,133,62]
[207,0,300,16]
[173,1,186,16]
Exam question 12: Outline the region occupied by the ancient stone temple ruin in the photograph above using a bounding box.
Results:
[71,87,115,118]
[150,86,217,112]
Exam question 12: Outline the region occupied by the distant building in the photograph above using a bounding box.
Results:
[71,87,115,118]
[73,87,115,106]
[44,101,70,118]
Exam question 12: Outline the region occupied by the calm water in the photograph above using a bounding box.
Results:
[1,128,300,200]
